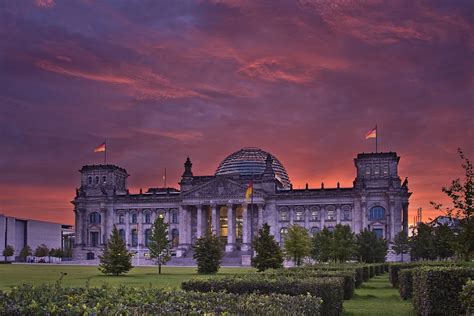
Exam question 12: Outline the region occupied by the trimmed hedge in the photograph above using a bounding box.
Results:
[266,269,355,300]
[389,263,418,288]
[362,266,369,282]
[182,275,344,316]
[412,266,474,315]
[0,283,323,315]
[398,269,413,300]
[460,279,474,315]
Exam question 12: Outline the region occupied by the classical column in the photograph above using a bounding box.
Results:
[361,199,368,230]
[197,205,203,239]
[336,205,341,225]
[211,204,219,236]
[257,204,264,229]
[178,205,188,247]
[320,206,326,228]
[304,205,310,230]
[289,205,294,225]
[137,209,143,246]
[125,210,130,247]
[389,200,396,241]
[226,204,235,252]
[75,210,82,246]
[186,207,193,245]
[106,206,114,242]
[241,204,250,251]
[100,209,106,245]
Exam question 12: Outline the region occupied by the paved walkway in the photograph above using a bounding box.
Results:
[343,274,415,316]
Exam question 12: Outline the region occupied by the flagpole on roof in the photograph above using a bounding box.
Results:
[104,140,107,164]
[376,125,378,153]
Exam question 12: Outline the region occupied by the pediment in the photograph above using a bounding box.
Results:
[182,177,264,200]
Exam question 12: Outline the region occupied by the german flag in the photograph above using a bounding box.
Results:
[365,126,377,139]
[94,142,106,152]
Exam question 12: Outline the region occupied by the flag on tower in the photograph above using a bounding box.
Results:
[245,181,253,201]
[365,126,377,139]
[94,142,106,152]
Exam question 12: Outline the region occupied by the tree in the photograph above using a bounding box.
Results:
[99,225,134,275]
[432,224,455,260]
[284,225,311,266]
[19,245,32,262]
[311,227,333,262]
[410,223,436,260]
[193,231,223,274]
[392,231,410,262]
[3,245,14,261]
[355,229,387,263]
[431,148,474,261]
[34,244,49,257]
[330,224,355,263]
[251,223,284,271]
[148,217,171,274]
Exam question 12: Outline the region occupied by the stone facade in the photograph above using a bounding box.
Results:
[72,148,410,261]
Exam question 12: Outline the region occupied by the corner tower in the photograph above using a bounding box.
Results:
[78,165,129,196]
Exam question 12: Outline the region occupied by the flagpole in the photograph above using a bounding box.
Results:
[104,140,107,164]
[375,125,378,153]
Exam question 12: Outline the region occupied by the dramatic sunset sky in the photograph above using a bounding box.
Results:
[1,0,473,225]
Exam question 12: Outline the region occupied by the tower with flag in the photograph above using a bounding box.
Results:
[94,141,107,164]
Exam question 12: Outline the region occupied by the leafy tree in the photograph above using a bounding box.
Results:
[99,225,134,275]
[432,224,455,260]
[193,231,223,274]
[311,227,333,262]
[34,244,49,257]
[251,223,284,271]
[431,148,474,261]
[284,225,311,266]
[19,245,32,262]
[410,223,436,260]
[355,229,387,263]
[148,217,171,274]
[330,224,355,263]
[392,231,410,262]
[3,245,14,261]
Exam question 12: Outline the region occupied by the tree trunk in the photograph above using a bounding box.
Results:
[158,263,162,274]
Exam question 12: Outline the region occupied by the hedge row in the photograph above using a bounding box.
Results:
[0,283,323,315]
[398,269,413,300]
[182,275,344,316]
[266,269,355,300]
[412,266,474,315]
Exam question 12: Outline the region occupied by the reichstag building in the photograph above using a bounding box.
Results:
[72,147,410,261]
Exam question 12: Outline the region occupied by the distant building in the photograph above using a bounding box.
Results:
[0,214,73,256]
[429,215,460,228]
[73,147,411,262]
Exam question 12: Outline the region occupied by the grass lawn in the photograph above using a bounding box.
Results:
[0,264,253,291]
[343,274,415,316]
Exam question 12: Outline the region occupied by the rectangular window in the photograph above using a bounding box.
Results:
[295,211,304,221]
[373,228,384,239]
[280,211,288,221]
[90,232,99,247]
[327,210,335,221]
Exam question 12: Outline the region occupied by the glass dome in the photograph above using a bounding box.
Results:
[215,147,291,188]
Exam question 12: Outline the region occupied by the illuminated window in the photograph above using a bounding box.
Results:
[294,207,304,221]
[365,166,371,176]
[369,206,386,221]
[383,165,389,176]
[310,207,319,221]
[326,206,335,221]
[374,166,380,175]
[102,176,106,183]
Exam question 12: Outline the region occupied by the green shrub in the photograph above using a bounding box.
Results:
[412,266,474,315]
[362,266,369,282]
[460,279,474,315]
[182,275,344,316]
[368,265,375,278]
[389,263,417,288]
[353,267,363,287]
[266,268,355,300]
[0,283,323,315]
[398,269,413,300]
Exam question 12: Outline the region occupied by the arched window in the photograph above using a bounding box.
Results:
[144,229,152,247]
[89,212,101,224]
[88,176,92,184]
[327,226,335,232]
[369,206,386,221]
[131,229,138,247]
[374,165,380,175]
[118,213,125,224]
[102,176,107,183]
[171,210,178,224]
[279,207,289,222]
[280,227,288,243]
[310,227,320,235]
[310,207,319,221]
[118,229,126,242]
[95,176,99,184]
[294,207,304,222]
[171,229,179,247]
[365,166,371,176]
[130,212,137,224]
[383,165,389,176]
[144,211,151,224]
[326,206,335,221]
